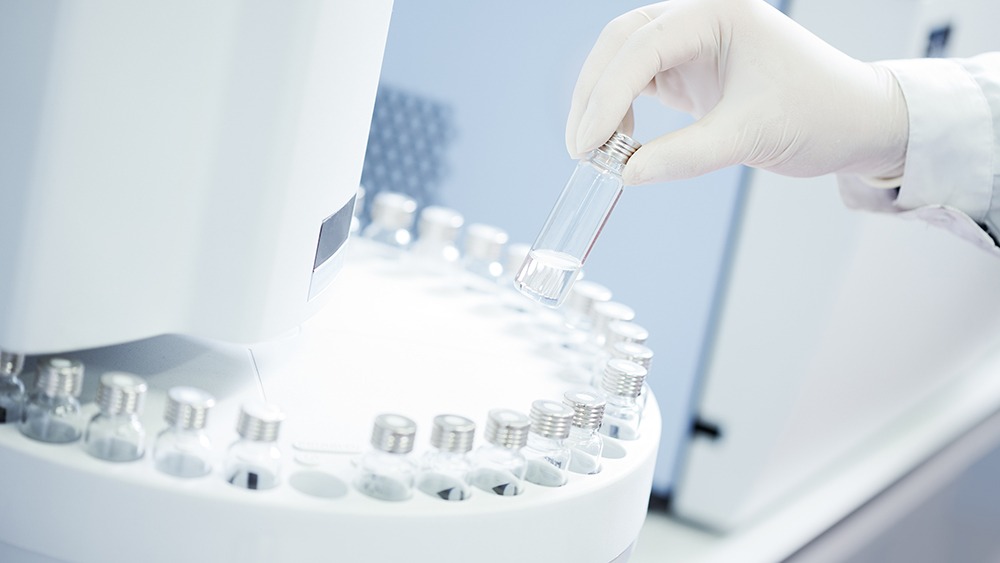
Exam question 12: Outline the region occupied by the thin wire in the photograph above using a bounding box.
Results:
[247,347,267,401]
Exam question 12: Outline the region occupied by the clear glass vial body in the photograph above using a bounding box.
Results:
[84,413,145,462]
[522,399,574,487]
[20,393,82,443]
[566,426,603,475]
[155,427,214,478]
[154,386,216,478]
[467,408,530,496]
[83,372,148,462]
[601,394,642,441]
[225,401,284,491]
[410,206,464,273]
[416,414,474,501]
[515,132,640,307]
[357,449,417,501]
[354,413,418,501]
[467,444,527,497]
[225,440,281,490]
[19,358,85,444]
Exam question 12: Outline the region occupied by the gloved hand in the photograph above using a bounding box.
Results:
[566,0,909,186]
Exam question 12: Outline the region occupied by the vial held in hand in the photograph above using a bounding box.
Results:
[515,132,640,307]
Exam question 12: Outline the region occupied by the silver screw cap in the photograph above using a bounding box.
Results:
[35,357,84,398]
[418,206,464,242]
[464,223,508,262]
[592,301,636,337]
[484,409,530,449]
[605,320,650,347]
[371,191,417,230]
[529,400,574,440]
[371,413,417,454]
[565,280,612,319]
[602,359,647,399]
[236,401,284,442]
[596,131,641,165]
[96,372,148,416]
[0,351,24,377]
[563,390,606,430]
[430,414,476,454]
[165,386,216,430]
[610,341,654,370]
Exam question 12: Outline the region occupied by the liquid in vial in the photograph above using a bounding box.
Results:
[514,249,582,307]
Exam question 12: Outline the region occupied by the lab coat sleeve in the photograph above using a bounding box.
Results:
[837,54,1000,255]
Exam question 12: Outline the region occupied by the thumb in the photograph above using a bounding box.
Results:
[623,113,741,185]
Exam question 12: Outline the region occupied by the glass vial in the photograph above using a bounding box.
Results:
[468,408,529,496]
[590,301,636,348]
[462,223,509,292]
[355,413,418,501]
[499,243,534,313]
[225,401,284,490]
[0,350,26,424]
[410,206,464,272]
[604,320,650,350]
[515,132,641,307]
[154,386,216,478]
[362,191,417,249]
[83,372,148,462]
[19,358,84,444]
[563,390,606,475]
[598,359,647,441]
[523,400,574,487]
[416,414,475,501]
[593,341,655,390]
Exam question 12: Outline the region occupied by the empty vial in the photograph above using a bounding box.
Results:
[154,386,216,478]
[593,341,655,391]
[20,358,84,444]
[599,359,647,441]
[590,301,636,348]
[467,409,529,496]
[416,414,475,501]
[564,280,612,332]
[462,223,508,291]
[225,401,284,490]
[410,206,464,272]
[355,413,418,501]
[0,351,26,424]
[563,390,606,475]
[522,400,573,487]
[83,372,148,462]
[362,191,417,249]
[604,320,650,350]
[515,132,640,307]
[550,281,612,368]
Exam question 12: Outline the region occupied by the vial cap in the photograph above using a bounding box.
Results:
[96,372,148,416]
[529,400,574,440]
[565,280,612,318]
[563,390,606,430]
[371,191,417,230]
[602,359,647,399]
[610,341,654,370]
[236,401,284,442]
[504,243,532,277]
[418,206,464,242]
[605,320,650,347]
[464,223,508,262]
[592,301,636,336]
[371,413,417,454]
[165,386,216,430]
[35,357,84,398]
[596,131,641,165]
[430,414,476,453]
[484,409,530,449]
[0,350,24,377]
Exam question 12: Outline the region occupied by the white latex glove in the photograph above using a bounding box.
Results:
[566,0,909,186]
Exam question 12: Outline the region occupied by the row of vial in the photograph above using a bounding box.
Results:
[357,187,657,437]
[0,348,649,500]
